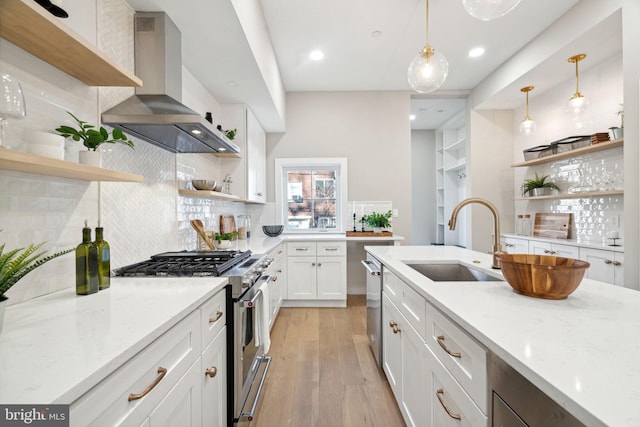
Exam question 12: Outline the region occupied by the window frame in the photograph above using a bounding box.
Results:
[275,158,348,234]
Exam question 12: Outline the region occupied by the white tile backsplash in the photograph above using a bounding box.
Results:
[347,201,393,231]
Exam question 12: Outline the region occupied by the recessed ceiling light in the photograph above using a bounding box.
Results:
[192,129,202,135]
[309,50,324,61]
[468,47,485,58]
[371,30,382,39]
[410,114,416,121]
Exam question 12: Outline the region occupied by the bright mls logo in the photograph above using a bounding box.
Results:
[0,405,68,426]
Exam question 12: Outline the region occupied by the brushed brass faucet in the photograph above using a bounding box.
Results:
[448,197,503,269]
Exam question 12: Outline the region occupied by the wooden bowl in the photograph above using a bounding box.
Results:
[497,254,590,299]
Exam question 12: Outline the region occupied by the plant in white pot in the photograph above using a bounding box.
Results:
[609,104,624,140]
[521,173,560,197]
[362,210,392,233]
[214,231,238,250]
[55,111,134,167]
[0,233,73,333]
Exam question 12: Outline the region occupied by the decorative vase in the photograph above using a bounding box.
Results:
[531,187,552,197]
[216,239,232,250]
[0,296,7,334]
[79,150,102,168]
[611,128,624,140]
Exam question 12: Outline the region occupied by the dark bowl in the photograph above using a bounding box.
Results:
[262,225,284,237]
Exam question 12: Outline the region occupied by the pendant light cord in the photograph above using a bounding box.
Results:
[425,0,429,47]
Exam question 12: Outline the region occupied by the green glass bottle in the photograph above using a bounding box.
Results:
[95,226,111,290]
[76,222,98,295]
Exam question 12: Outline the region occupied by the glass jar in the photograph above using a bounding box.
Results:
[237,215,251,239]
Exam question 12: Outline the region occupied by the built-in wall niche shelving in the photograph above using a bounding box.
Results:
[0,148,144,182]
[0,0,142,87]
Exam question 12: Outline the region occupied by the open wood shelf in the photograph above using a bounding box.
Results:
[512,139,623,167]
[178,189,242,202]
[0,148,144,182]
[515,189,623,201]
[0,0,142,87]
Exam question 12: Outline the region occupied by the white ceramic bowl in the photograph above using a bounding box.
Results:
[27,131,64,160]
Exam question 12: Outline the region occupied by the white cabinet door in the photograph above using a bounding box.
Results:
[528,240,550,255]
[502,237,528,254]
[201,328,226,427]
[579,248,623,286]
[401,322,431,427]
[382,294,403,401]
[529,241,579,258]
[149,359,202,427]
[316,256,346,300]
[287,256,317,299]
[245,108,266,203]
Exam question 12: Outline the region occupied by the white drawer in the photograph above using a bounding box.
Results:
[201,287,228,347]
[399,280,427,341]
[317,241,346,256]
[426,344,488,425]
[425,304,487,412]
[383,269,402,308]
[287,242,317,256]
[70,310,201,427]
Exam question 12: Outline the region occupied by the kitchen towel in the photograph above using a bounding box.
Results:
[254,279,271,354]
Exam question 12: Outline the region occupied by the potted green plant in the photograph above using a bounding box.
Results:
[55,111,134,167]
[214,231,239,249]
[362,210,393,233]
[521,173,560,197]
[609,104,624,140]
[0,234,73,332]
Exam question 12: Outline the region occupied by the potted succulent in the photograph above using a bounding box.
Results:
[521,173,560,197]
[362,210,393,233]
[609,104,624,140]
[55,111,134,167]
[214,231,239,249]
[0,233,73,332]
[216,125,237,140]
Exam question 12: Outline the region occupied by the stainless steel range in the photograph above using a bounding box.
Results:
[115,250,273,427]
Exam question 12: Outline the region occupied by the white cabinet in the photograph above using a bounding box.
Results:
[502,236,528,254]
[70,288,228,427]
[528,240,580,259]
[579,248,624,287]
[220,105,266,203]
[265,244,286,328]
[286,241,346,305]
[382,269,487,427]
[201,327,227,427]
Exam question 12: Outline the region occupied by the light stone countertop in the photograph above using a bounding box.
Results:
[365,245,640,427]
[0,277,228,405]
[502,233,624,253]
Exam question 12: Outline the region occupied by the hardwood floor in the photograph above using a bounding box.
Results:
[250,295,405,427]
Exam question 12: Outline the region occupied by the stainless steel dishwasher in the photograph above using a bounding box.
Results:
[361,255,383,367]
[489,352,585,426]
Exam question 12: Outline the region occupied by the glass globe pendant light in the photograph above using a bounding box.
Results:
[462,0,522,21]
[519,86,536,135]
[407,0,448,93]
[566,54,589,116]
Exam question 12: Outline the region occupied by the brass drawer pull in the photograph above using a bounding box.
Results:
[296,248,309,251]
[613,260,622,266]
[128,367,167,401]
[437,335,461,358]
[604,259,613,264]
[436,388,461,420]
[389,321,401,334]
[324,247,339,251]
[205,367,218,378]
[277,269,283,273]
[209,311,223,323]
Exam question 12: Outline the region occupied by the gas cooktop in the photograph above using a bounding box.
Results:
[115,250,252,277]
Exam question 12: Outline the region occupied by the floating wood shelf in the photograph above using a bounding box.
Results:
[0,0,142,87]
[0,148,144,182]
[512,139,623,167]
[178,189,242,202]
[515,190,623,201]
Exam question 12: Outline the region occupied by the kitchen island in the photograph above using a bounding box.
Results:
[366,245,640,427]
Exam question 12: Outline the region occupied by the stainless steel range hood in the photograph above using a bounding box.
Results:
[102,12,239,155]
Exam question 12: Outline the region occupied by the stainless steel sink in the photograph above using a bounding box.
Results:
[406,263,502,282]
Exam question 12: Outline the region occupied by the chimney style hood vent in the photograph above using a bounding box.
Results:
[102,12,239,155]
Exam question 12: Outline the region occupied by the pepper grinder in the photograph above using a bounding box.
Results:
[353,213,357,232]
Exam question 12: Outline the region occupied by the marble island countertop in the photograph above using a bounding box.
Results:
[0,277,228,405]
[365,245,640,427]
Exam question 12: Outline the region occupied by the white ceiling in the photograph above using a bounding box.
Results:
[125,0,585,131]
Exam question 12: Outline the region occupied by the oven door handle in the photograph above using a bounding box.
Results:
[238,275,273,307]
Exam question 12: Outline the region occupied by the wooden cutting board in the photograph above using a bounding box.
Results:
[533,213,572,239]
[219,215,236,236]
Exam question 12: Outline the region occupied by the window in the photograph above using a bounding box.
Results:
[275,158,347,233]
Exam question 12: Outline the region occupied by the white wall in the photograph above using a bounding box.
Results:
[411,130,436,245]
[265,91,413,242]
